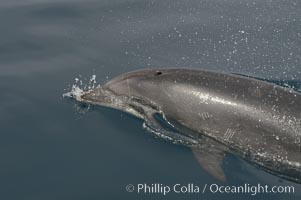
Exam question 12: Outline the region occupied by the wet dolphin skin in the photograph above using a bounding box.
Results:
[70,68,301,183]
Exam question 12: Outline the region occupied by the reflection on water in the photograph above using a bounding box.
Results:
[0,0,300,199]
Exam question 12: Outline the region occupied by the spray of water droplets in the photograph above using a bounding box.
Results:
[62,74,102,117]
[63,74,99,99]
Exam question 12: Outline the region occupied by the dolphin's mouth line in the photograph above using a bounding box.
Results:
[77,87,117,105]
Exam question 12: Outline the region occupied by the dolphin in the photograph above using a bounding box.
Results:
[68,68,301,183]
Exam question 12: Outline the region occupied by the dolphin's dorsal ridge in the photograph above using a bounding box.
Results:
[192,147,226,181]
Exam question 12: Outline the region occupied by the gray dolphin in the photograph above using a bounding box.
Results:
[69,68,301,183]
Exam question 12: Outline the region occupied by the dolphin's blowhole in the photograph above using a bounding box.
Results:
[155,71,162,76]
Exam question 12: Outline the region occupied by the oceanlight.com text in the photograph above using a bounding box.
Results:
[125,183,295,196]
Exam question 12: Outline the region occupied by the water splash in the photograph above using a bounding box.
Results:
[63,74,98,99]
[63,85,84,98]
[63,74,99,115]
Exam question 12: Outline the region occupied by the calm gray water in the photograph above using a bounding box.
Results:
[1,0,301,199]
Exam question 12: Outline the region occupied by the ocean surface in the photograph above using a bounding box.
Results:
[0,0,301,199]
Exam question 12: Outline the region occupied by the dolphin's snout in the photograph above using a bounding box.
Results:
[80,87,112,104]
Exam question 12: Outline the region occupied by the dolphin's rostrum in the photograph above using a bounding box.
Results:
[69,68,301,183]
